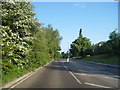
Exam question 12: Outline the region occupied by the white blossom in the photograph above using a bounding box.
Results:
[3,33,6,37]
[8,52,13,56]
[1,44,4,46]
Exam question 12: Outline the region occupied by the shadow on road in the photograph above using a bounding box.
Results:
[44,59,120,80]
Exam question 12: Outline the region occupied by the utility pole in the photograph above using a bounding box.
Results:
[67,42,70,62]
[118,1,120,33]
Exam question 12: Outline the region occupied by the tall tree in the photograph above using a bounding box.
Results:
[79,28,82,37]
[45,25,62,58]
[93,30,120,55]
[108,30,120,55]
[1,1,41,80]
[70,29,92,57]
[1,1,62,84]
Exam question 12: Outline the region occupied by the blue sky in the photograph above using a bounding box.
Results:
[31,2,118,52]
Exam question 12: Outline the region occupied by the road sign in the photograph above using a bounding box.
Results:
[67,51,70,53]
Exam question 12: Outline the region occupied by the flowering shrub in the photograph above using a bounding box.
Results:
[1,2,35,80]
[1,1,62,84]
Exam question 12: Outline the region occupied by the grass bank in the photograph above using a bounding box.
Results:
[75,54,119,65]
[2,58,54,86]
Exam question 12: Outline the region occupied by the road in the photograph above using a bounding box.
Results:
[8,59,120,89]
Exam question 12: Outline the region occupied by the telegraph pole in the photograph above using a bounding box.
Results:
[67,42,70,62]
[114,0,119,33]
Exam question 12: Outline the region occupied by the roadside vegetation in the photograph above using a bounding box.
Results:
[1,1,62,85]
[1,0,119,86]
[62,29,120,65]
[74,54,119,65]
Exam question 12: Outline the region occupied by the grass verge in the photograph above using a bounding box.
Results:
[75,54,119,65]
[2,58,54,86]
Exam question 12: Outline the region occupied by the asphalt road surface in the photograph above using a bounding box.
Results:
[10,59,120,89]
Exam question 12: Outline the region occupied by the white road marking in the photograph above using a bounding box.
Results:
[85,82,112,88]
[61,60,115,88]
[103,77,118,80]
[7,60,54,89]
[74,73,118,80]
[74,73,93,76]
[62,63,68,70]
[62,62,82,84]
[8,72,36,90]
[113,75,120,79]
[64,66,68,70]
[69,71,82,84]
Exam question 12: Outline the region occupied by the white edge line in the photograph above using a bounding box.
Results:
[85,82,112,88]
[8,60,54,89]
[61,61,113,88]
[9,72,35,89]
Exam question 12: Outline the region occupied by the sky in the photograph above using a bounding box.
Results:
[31,2,118,53]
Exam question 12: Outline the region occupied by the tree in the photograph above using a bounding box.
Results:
[108,30,120,55]
[70,29,92,57]
[55,52,62,59]
[28,28,50,68]
[1,1,62,84]
[1,1,38,74]
[109,30,120,40]
[61,52,68,59]
[93,41,107,55]
[1,1,44,82]
[93,30,120,55]
[61,52,64,58]
[79,28,82,37]
[45,25,62,58]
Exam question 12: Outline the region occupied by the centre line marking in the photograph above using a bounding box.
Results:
[62,63,68,70]
[62,62,82,84]
[85,82,112,88]
[69,71,82,84]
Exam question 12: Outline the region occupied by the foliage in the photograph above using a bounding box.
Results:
[78,54,119,65]
[61,53,68,59]
[70,29,93,57]
[55,52,62,59]
[93,30,120,55]
[44,25,62,58]
[93,41,107,54]
[1,2,35,77]
[1,1,62,84]
[108,30,120,55]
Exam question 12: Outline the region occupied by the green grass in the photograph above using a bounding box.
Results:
[2,58,55,86]
[2,67,29,85]
[77,54,119,65]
